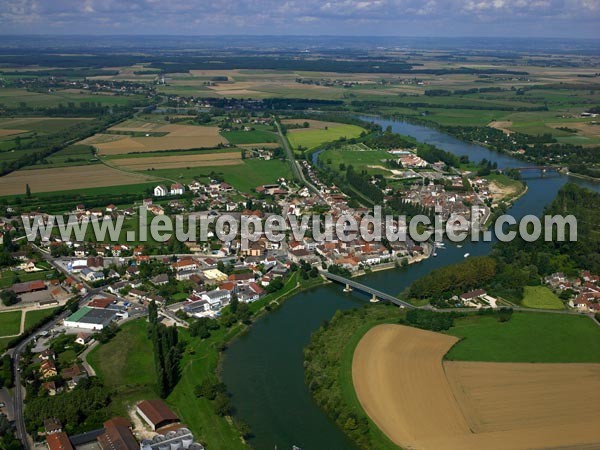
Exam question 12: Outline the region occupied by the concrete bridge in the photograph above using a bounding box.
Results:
[322,272,417,309]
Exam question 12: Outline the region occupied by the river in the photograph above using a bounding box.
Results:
[222,116,600,450]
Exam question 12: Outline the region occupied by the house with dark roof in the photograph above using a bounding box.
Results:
[460,289,487,301]
[98,418,138,450]
[44,418,63,435]
[136,399,179,431]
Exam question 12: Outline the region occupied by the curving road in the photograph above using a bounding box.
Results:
[274,120,324,201]
[9,246,99,450]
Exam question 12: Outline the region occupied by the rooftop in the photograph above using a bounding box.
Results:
[46,432,74,450]
[137,399,179,427]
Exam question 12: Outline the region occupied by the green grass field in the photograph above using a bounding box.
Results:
[87,319,159,417]
[24,144,98,169]
[24,307,60,331]
[0,270,56,288]
[168,326,248,450]
[445,312,600,363]
[319,145,393,176]
[145,159,292,193]
[0,88,143,108]
[0,337,12,353]
[221,130,277,144]
[88,317,247,449]
[0,310,22,337]
[0,117,91,133]
[521,286,564,310]
[287,124,365,150]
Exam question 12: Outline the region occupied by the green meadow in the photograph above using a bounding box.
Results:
[287,123,365,150]
[445,312,600,363]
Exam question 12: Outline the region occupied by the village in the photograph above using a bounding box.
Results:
[0,116,596,450]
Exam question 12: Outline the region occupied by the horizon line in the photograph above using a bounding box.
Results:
[0,33,599,41]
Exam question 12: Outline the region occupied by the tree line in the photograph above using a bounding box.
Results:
[148,301,183,398]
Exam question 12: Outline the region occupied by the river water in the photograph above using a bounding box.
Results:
[222,116,600,450]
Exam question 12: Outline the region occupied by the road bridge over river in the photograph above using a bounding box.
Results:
[321,272,418,309]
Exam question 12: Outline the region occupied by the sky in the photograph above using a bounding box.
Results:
[0,0,599,38]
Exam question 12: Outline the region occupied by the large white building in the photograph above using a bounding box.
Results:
[153,185,168,197]
[63,306,117,331]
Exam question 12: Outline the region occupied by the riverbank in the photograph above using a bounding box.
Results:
[221,114,600,449]
[307,307,600,450]
[304,304,404,450]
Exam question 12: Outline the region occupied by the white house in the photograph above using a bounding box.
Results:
[170,183,184,195]
[201,289,230,309]
[154,185,168,197]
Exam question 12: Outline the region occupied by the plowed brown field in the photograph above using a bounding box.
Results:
[0,165,156,195]
[89,124,225,155]
[112,152,242,170]
[352,324,600,450]
[0,129,25,137]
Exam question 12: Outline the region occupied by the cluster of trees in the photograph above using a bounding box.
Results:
[1,69,118,78]
[194,375,232,416]
[493,183,600,277]
[403,309,456,331]
[416,144,463,168]
[443,125,557,157]
[363,125,415,149]
[351,99,543,112]
[407,256,497,299]
[148,302,183,398]
[304,306,405,449]
[345,166,384,204]
[327,264,352,277]
[0,413,22,450]
[386,197,434,220]
[476,158,499,176]
[425,86,505,96]
[298,259,319,280]
[189,317,220,340]
[0,355,14,389]
[24,378,109,436]
[221,295,252,327]
[1,290,19,306]
[2,101,139,118]
[95,323,119,344]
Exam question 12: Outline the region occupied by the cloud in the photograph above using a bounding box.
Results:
[0,0,598,36]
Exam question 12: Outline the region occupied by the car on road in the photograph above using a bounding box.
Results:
[0,402,5,408]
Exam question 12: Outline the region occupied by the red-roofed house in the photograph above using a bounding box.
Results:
[136,400,179,431]
[46,432,73,450]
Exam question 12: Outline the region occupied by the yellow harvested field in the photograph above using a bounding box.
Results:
[445,361,600,434]
[81,134,126,145]
[88,125,225,155]
[352,324,600,450]
[281,119,342,129]
[112,152,242,170]
[237,142,281,149]
[488,120,513,134]
[551,121,600,138]
[0,129,26,137]
[109,120,164,132]
[0,165,156,195]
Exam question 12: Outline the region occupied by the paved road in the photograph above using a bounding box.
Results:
[274,120,324,201]
[11,288,99,450]
[10,248,98,450]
